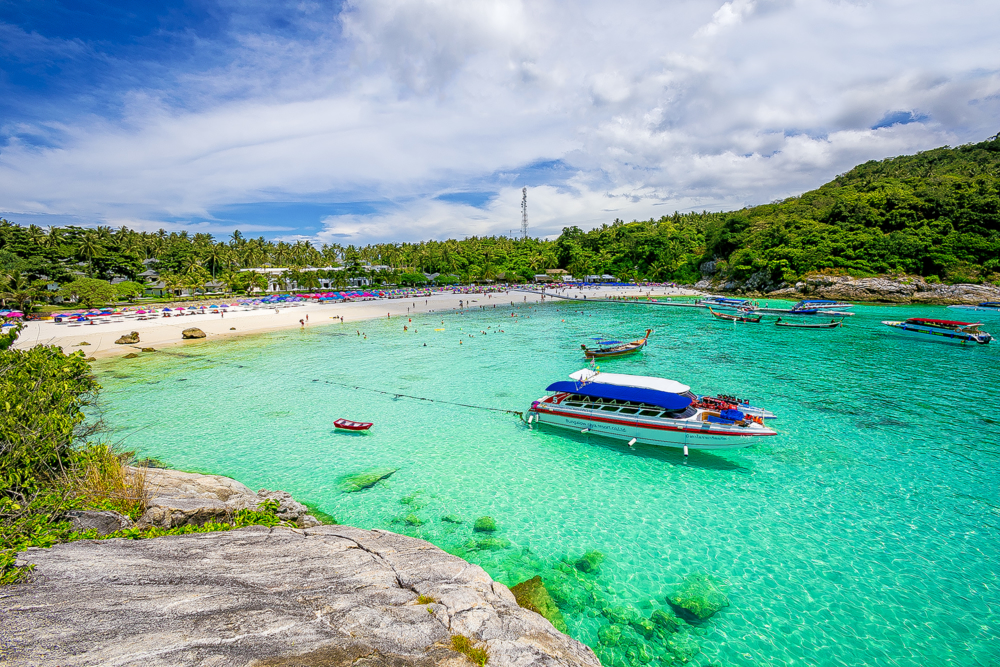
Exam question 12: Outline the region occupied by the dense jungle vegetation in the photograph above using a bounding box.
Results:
[1,134,998,307]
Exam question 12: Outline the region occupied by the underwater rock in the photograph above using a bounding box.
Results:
[181,327,206,339]
[574,550,605,573]
[631,616,655,639]
[340,468,398,492]
[141,347,156,353]
[665,628,702,663]
[650,609,680,634]
[441,514,463,524]
[123,353,139,359]
[114,331,139,344]
[399,492,427,510]
[668,573,730,621]
[602,605,642,627]
[465,537,511,551]
[474,516,497,532]
[403,513,424,526]
[597,624,623,646]
[510,575,568,633]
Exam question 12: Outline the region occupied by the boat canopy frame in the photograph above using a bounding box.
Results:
[546,381,692,411]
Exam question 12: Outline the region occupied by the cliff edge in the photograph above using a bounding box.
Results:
[2,525,600,667]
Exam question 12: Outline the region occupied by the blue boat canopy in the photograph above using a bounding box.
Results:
[797,300,838,304]
[545,381,692,410]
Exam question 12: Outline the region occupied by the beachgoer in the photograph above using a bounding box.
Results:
[275,308,279,314]
[299,319,304,327]
[306,314,309,322]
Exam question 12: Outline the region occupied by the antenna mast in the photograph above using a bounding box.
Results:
[520,187,528,239]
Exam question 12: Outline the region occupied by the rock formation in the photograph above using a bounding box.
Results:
[114,331,139,344]
[134,467,321,529]
[5,525,600,667]
[181,327,206,339]
[66,509,134,535]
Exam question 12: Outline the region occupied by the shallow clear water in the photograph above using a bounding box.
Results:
[93,297,1000,666]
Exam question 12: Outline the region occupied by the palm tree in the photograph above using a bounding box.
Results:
[76,231,104,277]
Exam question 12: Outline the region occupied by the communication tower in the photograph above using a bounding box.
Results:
[520,187,528,239]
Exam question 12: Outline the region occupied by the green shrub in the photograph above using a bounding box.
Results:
[451,635,488,666]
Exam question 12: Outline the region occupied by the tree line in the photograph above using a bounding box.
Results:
[2,133,998,310]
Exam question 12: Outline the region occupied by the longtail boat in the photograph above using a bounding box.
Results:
[581,329,652,358]
[708,307,762,323]
[775,317,843,329]
[881,318,992,345]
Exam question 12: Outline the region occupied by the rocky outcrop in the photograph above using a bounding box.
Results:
[134,467,321,529]
[181,327,206,339]
[5,526,600,667]
[768,274,1000,304]
[66,509,134,535]
[114,331,139,344]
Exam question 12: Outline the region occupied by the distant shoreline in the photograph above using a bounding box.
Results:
[14,285,701,360]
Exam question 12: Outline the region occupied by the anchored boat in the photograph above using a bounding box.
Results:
[334,418,374,431]
[581,329,652,358]
[708,307,762,323]
[947,302,1000,314]
[529,369,777,450]
[775,317,844,329]
[696,296,756,311]
[881,318,992,345]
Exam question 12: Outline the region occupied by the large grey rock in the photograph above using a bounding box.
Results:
[139,466,255,501]
[133,467,321,529]
[66,509,134,535]
[771,274,1000,304]
[3,526,600,667]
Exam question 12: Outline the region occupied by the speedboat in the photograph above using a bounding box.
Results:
[792,299,852,311]
[881,318,992,345]
[528,369,777,450]
[947,302,1000,314]
[696,296,755,311]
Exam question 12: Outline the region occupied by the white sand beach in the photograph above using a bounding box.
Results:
[13,285,701,359]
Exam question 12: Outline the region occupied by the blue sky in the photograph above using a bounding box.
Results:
[1,0,999,245]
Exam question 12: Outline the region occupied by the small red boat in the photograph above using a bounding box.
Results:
[334,419,373,431]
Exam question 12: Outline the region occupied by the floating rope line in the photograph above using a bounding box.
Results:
[319,379,525,420]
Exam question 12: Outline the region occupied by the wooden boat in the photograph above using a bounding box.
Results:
[708,307,762,323]
[334,418,374,431]
[775,317,843,329]
[581,329,652,358]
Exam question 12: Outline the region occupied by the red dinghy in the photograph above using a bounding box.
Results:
[334,418,373,431]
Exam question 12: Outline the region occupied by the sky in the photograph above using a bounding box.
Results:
[1,0,998,245]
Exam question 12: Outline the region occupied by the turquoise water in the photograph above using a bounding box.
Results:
[93,298,1000,666]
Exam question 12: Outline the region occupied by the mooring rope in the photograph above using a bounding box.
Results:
[318,379,525,420]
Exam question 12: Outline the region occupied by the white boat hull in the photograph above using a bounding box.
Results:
[531,400,774,450]
[881,322,992,345]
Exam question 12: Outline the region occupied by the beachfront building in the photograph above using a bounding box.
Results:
[584,274,618,283]
[534,268,573,283]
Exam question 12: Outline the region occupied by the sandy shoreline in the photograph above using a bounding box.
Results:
[14,285,701,359]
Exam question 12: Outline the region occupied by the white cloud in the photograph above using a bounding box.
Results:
[1,0,999,244]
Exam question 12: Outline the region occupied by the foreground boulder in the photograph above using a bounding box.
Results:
[5,526,600,667]
[114,331,139,344]
[181,327,206,339]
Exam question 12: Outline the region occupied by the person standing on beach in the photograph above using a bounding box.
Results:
[299,319,305,327]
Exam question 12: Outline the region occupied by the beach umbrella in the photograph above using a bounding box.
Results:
[7,311,23,317]
[162,307,172,311]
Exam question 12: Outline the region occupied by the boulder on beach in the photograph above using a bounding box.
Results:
[114,331,139,344]
[340,467,398,492]
[511,575,568,632]
[667,572,730,621]
[141,347,156,352]
[182,327,206,339]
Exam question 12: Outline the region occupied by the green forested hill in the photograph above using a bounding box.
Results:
[1,134,999,295]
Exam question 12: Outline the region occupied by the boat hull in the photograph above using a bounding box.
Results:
[584,345,643,358]
[531,401,773,450]
[881,322,992,345]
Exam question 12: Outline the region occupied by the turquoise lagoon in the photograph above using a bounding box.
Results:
[93,299,1000,666]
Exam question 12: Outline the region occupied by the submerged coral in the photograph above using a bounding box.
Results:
[574,550,605,574]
